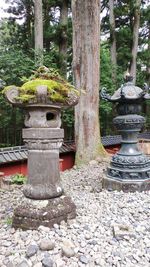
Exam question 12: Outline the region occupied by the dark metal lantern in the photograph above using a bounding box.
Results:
[101,75,150,192]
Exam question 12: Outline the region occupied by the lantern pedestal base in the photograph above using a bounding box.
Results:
[12,195,76,230]
[102,176,150,192]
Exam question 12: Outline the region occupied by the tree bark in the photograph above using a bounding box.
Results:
[130,0,141,84]
[109,0,117,84]
[59,0,68,77]
[26,1,34,50]
[72,0,106,166]
[147,25,150,86]
[34,0,43,66]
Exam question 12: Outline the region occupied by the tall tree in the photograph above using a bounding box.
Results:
[129,0,141,83]
[109,0,117,83]
[72,0,106,165]
[59,0,69,77]
[34,0,43,66]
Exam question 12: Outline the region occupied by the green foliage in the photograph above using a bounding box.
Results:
[62,108,74,128]
[100,43,124,135]
[12,173,27,185]
[5,216,13,226]
[0,47,35,86]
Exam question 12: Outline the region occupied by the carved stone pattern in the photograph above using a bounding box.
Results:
[116,124,145,130]
[108,168,150,180]
[112,162,150,169]
[113,118,145,130]
[24,139,63,150]
[112,154,150,165]
[4,86,19,104]
[114,117,145,125]
[23,183,63,200]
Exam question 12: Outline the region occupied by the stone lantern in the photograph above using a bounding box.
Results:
[4,66,79,229]
[101,75,150,192]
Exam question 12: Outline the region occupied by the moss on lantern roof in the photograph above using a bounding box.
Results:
[3,66,79,103]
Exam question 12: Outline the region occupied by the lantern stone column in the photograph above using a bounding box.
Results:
[101,75,150,192]
[22,128,64,199]
[4,75,79,230]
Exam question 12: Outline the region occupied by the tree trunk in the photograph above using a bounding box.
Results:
[130,0,141,84]
[43,1,51,52]
[59,0,68,77]
[109,0,117,84]
[146,25,150,86]
[34,0,43,66]
[72,0,106,166]
[26,1,33,50]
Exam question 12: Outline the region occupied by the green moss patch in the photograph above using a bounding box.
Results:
[3,66,79,104]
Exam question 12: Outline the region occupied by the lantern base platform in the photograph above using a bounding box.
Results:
[12,195,76,230]
[102,176,150,192]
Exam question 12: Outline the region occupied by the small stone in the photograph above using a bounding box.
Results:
[113,224,135,240]
[17,260,30,267]
[55,259,65,267]
[6,262,15,267]
[42,257,53,267]
[38,225,50,232]
[89,160,97,165]
[88,240,97,245]
[62,239,75,248]
[85,233,91,240]
[95,258,106,266]
[26,244,38,258]
[53,223,59,229]
[61,246,75,258]
[39,239,55,251]
[79,255,89,264]
[80,241,86,248]
[33,263,42,267]
[10,228,15,234]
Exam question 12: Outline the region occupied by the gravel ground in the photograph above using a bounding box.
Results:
[0,160,150,267]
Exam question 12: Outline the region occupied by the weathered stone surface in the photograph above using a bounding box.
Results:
[22,128,64,200]
[12,195,76,230]
[102,176,150,192]
[24,106,61,128]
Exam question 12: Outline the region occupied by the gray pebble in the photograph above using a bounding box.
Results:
[17,260,30,267]
[42,257,53,267]
[79,255,89,264]
[26,244,38,258]
[6,262,15,267]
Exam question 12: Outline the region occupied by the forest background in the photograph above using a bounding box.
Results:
[0,0,149,147]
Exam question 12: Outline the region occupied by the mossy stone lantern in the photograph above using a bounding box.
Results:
[101,75,150,192]
[4,66,79,229]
